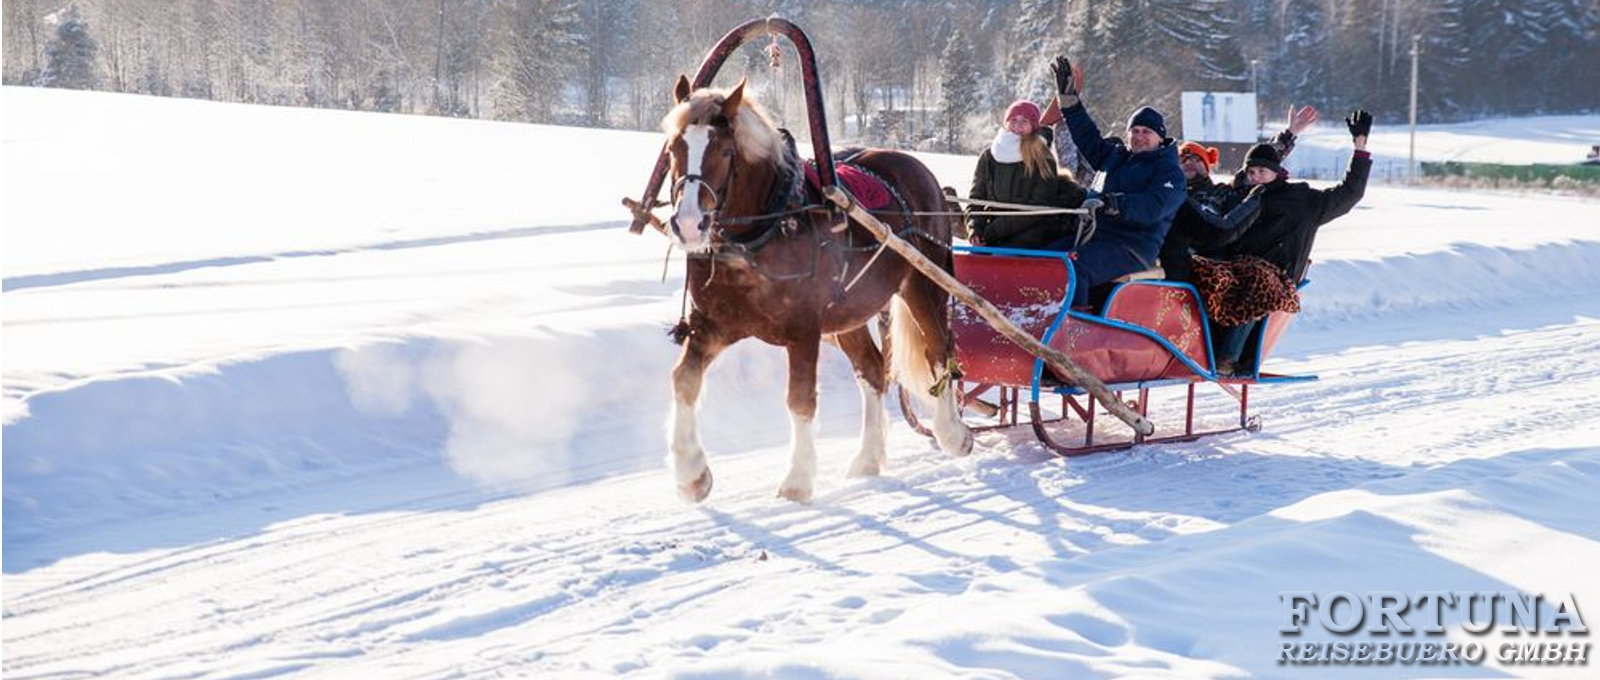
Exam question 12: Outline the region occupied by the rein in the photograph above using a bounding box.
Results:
[669,128,1097,284]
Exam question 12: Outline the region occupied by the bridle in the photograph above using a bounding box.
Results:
[671,172,723,216]
[664,123,943,286]
[668,128,739,242]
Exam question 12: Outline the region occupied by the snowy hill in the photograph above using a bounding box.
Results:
[4,87,1599,679]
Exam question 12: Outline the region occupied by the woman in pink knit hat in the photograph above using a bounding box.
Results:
[966,99,1085,250]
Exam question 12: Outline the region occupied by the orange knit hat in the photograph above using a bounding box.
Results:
[1178,141,1221,171]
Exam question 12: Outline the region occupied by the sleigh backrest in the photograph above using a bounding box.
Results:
[1099,281,1214,373]
[951,248,1074,387]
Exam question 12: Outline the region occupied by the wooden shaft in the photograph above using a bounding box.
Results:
[823,185,1154,436]
[621,196,668,234]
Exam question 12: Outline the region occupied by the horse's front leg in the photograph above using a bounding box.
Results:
[777,333,822,503]
[671,329,728,503]
[834,326,889,477]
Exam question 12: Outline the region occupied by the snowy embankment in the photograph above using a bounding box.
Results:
[5,88,1599,679]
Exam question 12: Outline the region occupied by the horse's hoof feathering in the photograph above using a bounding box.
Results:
[846,456,882,478]
[678,468,714,503]
[960,429,975,456]
[776,482,814,504]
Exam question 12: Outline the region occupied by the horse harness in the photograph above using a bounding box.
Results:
[679,129,949,283]
[666,131,955,344]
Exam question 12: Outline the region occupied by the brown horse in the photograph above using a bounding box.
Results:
[660,76,973,503]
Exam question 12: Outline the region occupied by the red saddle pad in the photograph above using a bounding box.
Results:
[804,162,893,211]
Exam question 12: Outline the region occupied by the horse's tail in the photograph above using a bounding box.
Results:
[888,296,936,399]
[870,149,956,404]
[888,264,955,402]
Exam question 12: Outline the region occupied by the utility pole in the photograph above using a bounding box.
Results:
[1251,58,1260,139]
[434,0,444,113]
[1409,34,1420,184]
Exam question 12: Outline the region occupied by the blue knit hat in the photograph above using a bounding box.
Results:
[1127,106,1168,139]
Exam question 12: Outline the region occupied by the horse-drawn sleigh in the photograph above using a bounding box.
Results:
[623,18,1314,501]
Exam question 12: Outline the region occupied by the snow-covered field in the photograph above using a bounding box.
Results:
[1286,114,1600,181]
[4,87,1599,679]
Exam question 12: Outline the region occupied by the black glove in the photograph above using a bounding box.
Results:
[1051,56,1077,96]
[1345,109,1372,140]
[1099,192,1123,216]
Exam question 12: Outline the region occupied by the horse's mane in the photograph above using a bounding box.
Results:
[660,87,783,164]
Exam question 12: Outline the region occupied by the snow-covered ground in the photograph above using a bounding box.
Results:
[4,87,1599,679]
[1286,114,1600,181]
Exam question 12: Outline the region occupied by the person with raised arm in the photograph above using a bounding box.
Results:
[1047,54,1186,307]
[1202,109,1375,375]
[1161,105,1319,283]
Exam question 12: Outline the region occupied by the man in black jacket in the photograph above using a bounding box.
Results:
[1161,106,1318,283]
[1213,109,1374,374]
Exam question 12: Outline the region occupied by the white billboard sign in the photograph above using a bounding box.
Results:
[1181,91,1257,143]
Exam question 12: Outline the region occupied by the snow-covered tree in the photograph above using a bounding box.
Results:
[578,0,631,126]
[2,0,45,85]
[1538,0,1600,113]
[493,0,583,123]
[938,28,981,152]
[39,5,100,90]
[2,0,1590,126]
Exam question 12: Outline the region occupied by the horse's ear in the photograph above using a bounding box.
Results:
[673,75,691,104]
[723,79,746,118]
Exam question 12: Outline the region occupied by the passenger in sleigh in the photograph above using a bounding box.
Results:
[966,99,1088,252]
[1161,105,1319,283]
[1044,55,1186,308]
[1199,110,1375,375]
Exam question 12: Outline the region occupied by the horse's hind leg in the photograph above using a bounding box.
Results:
[894,276,974,457]
[777,332,822,503]
[671,329,729,503]
[834,326,889,477]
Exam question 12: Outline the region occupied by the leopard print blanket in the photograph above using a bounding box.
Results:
[1192,255,1300,327]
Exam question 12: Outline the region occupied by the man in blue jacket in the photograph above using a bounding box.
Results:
[1048,55,1186,307]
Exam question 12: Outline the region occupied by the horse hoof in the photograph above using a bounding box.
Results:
[777,483,814,504]
[943,428,975,457]
[947,428,972,454]
[678,468,714,503]
[846,456,881,478]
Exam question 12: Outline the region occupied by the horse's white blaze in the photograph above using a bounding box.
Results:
[673,124,712,246]
[669,397,706,486]
[847,378,888,477]
[778,411,818,502]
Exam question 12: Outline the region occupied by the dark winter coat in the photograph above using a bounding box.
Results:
[968,138,1083,250]
[1061,102,1186,281]
[1161,129,1300,283]
[1161,176,1264,282]
[1222,150,1372,282]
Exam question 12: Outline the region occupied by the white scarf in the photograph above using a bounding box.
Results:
[989,129,1023,163]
